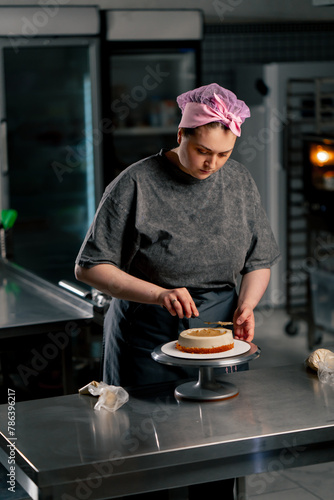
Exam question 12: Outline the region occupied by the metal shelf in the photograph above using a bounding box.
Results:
[285,77,334,348]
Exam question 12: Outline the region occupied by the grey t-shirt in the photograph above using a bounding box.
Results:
[76,149,280,290]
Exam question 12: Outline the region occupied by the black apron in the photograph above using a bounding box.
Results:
[102,287,248,388]
[102,287,238,500]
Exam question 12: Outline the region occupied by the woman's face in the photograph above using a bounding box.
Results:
[176,125,237,180]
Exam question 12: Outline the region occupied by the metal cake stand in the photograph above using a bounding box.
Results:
[152,342,261,401]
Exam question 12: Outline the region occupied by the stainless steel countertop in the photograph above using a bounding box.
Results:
[0,259,93,336]
[1,364,334,499]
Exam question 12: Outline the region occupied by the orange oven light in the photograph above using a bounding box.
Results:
[309,143,334,167]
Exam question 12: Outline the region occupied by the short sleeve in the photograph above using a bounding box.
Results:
[241,178,281,274]
[75,174,138,271]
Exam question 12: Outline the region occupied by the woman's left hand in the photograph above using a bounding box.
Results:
[233,303,255,342]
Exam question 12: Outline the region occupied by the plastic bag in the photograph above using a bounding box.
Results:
[317,351,334,386]
[79,381,129,412]
[305,348,333,371]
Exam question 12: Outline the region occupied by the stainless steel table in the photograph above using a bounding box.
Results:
[1,364,334,499]
[0,259,93,336]
[0,259,94,394]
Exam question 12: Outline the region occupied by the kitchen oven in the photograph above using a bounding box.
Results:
[303,134,334,231]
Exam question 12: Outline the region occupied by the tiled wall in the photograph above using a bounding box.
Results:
[201,21,334,90]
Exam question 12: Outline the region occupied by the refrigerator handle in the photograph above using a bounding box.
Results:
[1,119,8,176]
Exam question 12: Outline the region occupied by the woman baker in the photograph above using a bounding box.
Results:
[75,83,280,498]
[75,82,280,386]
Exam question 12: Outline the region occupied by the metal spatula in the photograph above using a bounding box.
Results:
[204,321,233,326]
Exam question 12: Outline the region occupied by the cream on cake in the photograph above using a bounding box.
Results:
[176,327,234,354]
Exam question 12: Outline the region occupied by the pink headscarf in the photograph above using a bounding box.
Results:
[177,83,250,137]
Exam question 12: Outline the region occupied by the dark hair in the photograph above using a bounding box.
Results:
[181,122,229,137]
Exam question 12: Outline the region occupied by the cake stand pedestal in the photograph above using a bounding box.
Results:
[152,342,260,401]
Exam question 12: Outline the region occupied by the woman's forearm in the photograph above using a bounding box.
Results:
[75,263,164,304]
[74,263,198,318]
[238,268,271,309]
[233,268,271,341]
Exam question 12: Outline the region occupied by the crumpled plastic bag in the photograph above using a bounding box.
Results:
[306,349,334,385]
[317,351,334,385]
[79,381,129,412]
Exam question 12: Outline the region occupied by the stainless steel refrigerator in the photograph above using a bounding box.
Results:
[0,6,103,284]
[100,9,203,182]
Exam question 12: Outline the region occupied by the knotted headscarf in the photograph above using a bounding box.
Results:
[177,83,250,137]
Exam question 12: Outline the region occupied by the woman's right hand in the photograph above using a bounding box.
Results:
[158,288,199,319]
[75,264,199,319]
